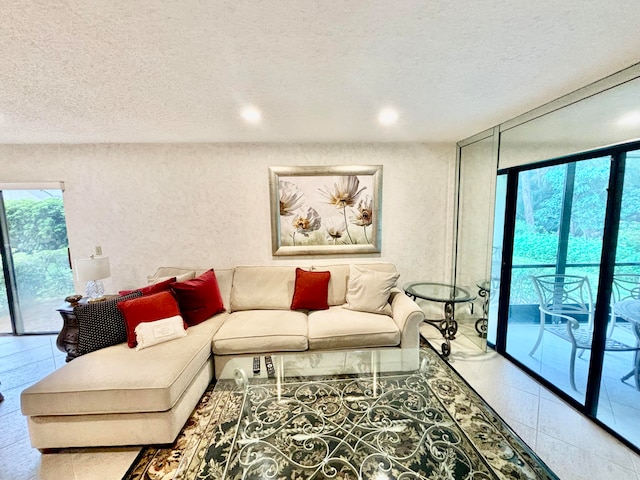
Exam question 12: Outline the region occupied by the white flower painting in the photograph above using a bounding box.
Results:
[269,166,382,255]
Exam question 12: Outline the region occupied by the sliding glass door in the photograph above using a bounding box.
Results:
[596,149,640,446]
[504,157,610,403]
[0,266,8,334]
[0,189,73,334]
[496,143,640,450]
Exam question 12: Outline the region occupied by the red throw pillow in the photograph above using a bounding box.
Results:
[117,291,182,347]
[118,276,177,297]
[171,269,225,326]
[290,268,331,311]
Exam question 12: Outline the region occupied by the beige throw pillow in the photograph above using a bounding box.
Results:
[344,265,399,315]
[135,315,187,351]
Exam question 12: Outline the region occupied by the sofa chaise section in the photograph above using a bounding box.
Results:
[21,311,225,449]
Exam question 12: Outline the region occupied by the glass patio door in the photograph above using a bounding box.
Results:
[503,156,610,404]
[0,264,9,334]
[596,149,640,448]
[0,188,74,334]
[495,144,640,450]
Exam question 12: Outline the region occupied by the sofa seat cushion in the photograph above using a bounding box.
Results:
[212,310,308,355]
[307,306,400,350]
[21,317,224,417]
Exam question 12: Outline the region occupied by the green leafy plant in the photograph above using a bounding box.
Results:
[0,198,73,310]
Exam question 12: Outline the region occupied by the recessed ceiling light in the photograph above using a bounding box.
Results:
[240,106,262,124]
[378,108,399,126]
[617,110,640,128]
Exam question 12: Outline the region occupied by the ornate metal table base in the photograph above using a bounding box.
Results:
[620,356,640,390]
[475,280,490,338]
[421,300,458,357]
[615,300,640,390]
[475,318,488,337]
[403,282,475,358]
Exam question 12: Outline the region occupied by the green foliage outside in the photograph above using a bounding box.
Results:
[5,198,69,254]
[12,249,73,302]
[509,154,640,305]
[0,198,73,314]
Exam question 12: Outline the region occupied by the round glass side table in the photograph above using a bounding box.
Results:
[403,281,475,357]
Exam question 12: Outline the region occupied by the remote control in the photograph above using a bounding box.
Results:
[252,356,260,374]
[265,355,275,376]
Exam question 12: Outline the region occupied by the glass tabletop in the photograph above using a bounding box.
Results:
[614,299,640,324]
[403,281,474,303]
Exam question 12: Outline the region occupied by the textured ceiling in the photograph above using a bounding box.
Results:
[1,1,639,144]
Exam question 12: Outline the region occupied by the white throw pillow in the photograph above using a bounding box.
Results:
[344,265,400,315]
[135,315,187,351]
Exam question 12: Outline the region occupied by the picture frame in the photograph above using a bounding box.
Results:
[269,165,382,256]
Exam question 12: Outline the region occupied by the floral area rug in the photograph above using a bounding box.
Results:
[122,347,558,480]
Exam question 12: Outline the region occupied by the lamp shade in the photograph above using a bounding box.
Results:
[76,256,111,282]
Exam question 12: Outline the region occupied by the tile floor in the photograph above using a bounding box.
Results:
[422,324,640,480]
[0,335,140,480]
[504,321,640,445]
[1,331,639,479]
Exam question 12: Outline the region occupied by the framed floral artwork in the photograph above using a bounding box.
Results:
[269,165,382,256]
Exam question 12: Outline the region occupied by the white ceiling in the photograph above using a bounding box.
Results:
[1,1,639,145]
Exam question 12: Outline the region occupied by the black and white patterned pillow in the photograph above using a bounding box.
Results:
[76,292,143,356]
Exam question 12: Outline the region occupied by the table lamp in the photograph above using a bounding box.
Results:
[75,255,111,301]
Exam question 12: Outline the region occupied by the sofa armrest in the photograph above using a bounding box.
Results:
[389,288,425,349]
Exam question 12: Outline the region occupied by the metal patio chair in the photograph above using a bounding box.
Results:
[529,274,640,390]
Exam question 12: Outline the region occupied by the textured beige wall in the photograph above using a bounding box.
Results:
[0,143,456,293]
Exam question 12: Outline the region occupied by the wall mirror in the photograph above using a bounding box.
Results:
[453,131,498,351]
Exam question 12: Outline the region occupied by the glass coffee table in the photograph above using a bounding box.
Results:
[169,348,558,480]
[403,281,475,356]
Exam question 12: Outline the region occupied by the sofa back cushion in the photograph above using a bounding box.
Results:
[311,263,398,306]
[149,263,397,312]
[231,266,297,311]
[213,268,234,311]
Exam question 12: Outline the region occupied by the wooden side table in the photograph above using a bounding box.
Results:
[56,296,118,362]
[56,301,81,362]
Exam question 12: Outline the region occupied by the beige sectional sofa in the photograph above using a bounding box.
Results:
[21,263,424,450]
